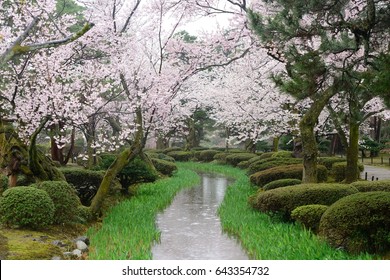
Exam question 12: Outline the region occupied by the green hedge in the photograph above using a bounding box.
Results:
[247,157,302,175]
[0,186,55,228]
[247,156,262,164]
[237,160,250,169]
[198,150,220,162]
[291,204,328,233]
[0,174,7,192]
[213,152,230,163]
[151,158,177,176]
[250,183,357,219]
[317,157,346,170]
[319,192,390,254]
[258,152,274,159]
[250,164,328,187]
[166,151,193,162]
[225,153,257,167]
[263,178,302,191]
[271,151,294,158]
[351,180,390,192]
[34,181,81,224]
[331,162,364,182]
[162,147,183,154]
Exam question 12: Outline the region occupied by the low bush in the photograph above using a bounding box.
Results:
[263,178,302,191]
[247,157,302,175]
[291,204,328,233]
[61,167,104,205]
[258,152,274,159]
[162,147,182,154]
[271,151,294,158]
[76,205,92,224]
[34,181,81,224]
[247,156,262,164]
[351,180,390,192]
[0,186,55,228]
[237,160,250,169]
[198,150,220,162]
[250,164,327,187]
[213,152,230,164]
[317,157,346,170]
[331,162,364,182]
[225,153,257,167]
[319,192,390,254]
[151,158,177,176]
[250,183,357,220]
[0,173,7,192]
[166,151,193,162]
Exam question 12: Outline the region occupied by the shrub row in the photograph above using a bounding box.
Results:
[225,153,257,167]
[262,178,302,191]
[331,162,364,182]
[291,204,328,233]
[250,164,328,187]
[247,157,302,175]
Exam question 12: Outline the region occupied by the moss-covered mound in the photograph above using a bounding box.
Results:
[331,162,364,182]
[250,164,327,187]
[250,183,358,219]
[291,204,328,233]
[319,192,390,254]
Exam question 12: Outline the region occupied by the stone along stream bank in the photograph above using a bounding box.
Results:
[152,173,248,260]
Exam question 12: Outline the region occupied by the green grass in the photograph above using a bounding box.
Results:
[87,169,200,259]
[178,162,373,260]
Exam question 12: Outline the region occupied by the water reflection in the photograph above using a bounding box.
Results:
[152,173,248,260]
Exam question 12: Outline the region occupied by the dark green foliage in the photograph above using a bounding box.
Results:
[0,186,55,228]
[151,158,177,176]
[250,164,327,187]
[247,157,302,175]
[198,150,220,162]
[98,154,158,188]
[247,156,262,164]
[225,153,257,167]
[213,152,230,163]
[263,178,302,191]
[317,157,346,170]
[250,183,358,220]
[76,205,92,224]
[319,192,390,254]
[166,151,193,162]
[271,151,294,158]
[0,173,7,192]
[237,160,250,169]
[360,136,385,156]
[291,204,328,233]
[331,162,364,182]
[146,152,175,162]
[162,147,182,154]
[34,181,81,224]
[350,180,390,192]
[61,167,104,205]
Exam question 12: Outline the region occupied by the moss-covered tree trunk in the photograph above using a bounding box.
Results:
[345,121,360,183]
[245,139,256,153]
[273,137,279,152]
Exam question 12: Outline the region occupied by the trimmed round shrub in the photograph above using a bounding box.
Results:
[351,180,390,192]
[0,173,8,192]
[319,192,390,254]
[34,181,81,224]
[259,152,275,159]
[166,151,193,161]
[237,160,250,169]
[247,157,302,175]
[225,153,257,167]
[247,156,262,164]
[0,186,55,228]
[76,205,92,224]
[291,204,328,233]
[331,162,364,182]
[250,183,358,219]
[317,157,346,170]
[271,151,293,158]
[198,150,220,162]
[250,164,328,187]
[263,178,302,191]
[151,158,177,176]
[213,152,230,164]
[162,147,182,154]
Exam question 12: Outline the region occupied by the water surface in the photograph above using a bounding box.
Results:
[152,173,248,260]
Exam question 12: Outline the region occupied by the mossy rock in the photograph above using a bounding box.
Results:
[291,204,328,233]
[319,192,390,254]
[250,164,327,187]
[250,183,358,220]
[0,187,55,229]
[263,178,302,191]
[350,180,390,192]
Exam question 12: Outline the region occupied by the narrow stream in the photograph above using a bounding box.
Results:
[152,173,248,260]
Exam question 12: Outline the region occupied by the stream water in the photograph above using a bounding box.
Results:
[152,173,248,260]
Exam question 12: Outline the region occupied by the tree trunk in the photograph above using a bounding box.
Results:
[245,139,256,153]
[300,116,318,183]
[273,137,279,152]
[345,121,360,183]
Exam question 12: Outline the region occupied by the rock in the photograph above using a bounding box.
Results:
[76,240,88,251]
[52,240,66,247]
[72,249,82,258]
[51,256,62,260]
[63,252,73,257]
[74,236,90,246]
